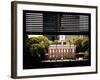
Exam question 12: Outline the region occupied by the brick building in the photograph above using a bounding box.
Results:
[48,45,76,60]
[46,35,76,60]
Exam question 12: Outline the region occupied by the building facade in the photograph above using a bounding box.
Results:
[48,45,76,60]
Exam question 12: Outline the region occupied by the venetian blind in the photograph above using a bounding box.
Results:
[25,12,43,32]
[25,11,89,33]
[60,14,89,32]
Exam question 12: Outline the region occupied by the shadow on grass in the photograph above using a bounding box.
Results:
[23,60,90,69]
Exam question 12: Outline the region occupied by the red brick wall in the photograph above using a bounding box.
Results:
[48,48,75,60]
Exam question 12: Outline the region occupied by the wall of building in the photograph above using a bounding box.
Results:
[48,45,76,59]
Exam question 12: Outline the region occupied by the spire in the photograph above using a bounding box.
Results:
[59,35,65,41]
[59,35,65,45]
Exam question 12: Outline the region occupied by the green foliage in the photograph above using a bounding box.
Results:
[48,40,54,45]
[25,36,51,62]
[52,40,58,45]
[81,37,89,52]
[30,44,46,60]
[65,35,89,53]
[84,51,89,59]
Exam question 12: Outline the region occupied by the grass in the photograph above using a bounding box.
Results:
[41,59,88,63]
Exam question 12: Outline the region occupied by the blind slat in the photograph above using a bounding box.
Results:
[24,11,89,33]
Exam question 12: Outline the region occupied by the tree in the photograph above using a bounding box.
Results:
[25,36,51,62]
[81,37,89,52]
[65,35,89,53]
[74,36,89,53]
[30,44,46,61]
[84,51,89,59]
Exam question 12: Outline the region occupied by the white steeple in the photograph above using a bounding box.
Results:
[59,35,65,41]
[59,35,65,45]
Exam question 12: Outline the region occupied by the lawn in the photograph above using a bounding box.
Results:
[41,59,88,63]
